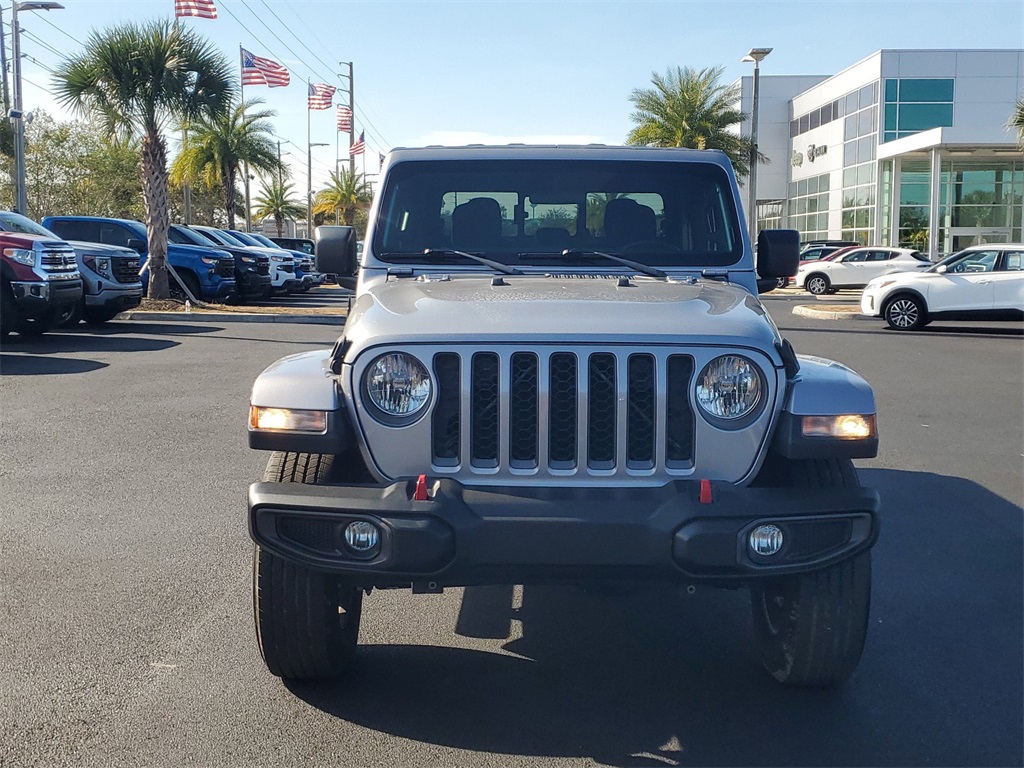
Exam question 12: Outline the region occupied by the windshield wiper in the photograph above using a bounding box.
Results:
[518,249,667,280]
[379,248,522,275]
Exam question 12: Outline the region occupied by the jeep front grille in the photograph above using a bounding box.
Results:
[428,348,695,476]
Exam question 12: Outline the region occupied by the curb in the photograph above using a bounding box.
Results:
[792,304,863,321]
[116,311,346,325]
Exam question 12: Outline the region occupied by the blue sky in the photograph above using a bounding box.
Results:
[11,0,1024,193]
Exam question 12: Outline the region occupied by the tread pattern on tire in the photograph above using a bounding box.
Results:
[750,457,871,687]
[254,451,360,680]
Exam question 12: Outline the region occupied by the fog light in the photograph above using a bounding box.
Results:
[749,524,784,556]
[344,521,380,552]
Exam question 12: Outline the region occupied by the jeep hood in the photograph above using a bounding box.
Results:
[342,275,782,361]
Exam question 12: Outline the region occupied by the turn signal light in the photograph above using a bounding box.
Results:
[249,406,327,433]
[802,414,876,439]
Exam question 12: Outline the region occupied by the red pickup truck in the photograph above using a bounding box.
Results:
[0,211,83,337]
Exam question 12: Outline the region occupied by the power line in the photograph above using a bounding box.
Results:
[33,10,84,48]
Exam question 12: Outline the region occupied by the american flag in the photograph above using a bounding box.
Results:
[349,131,365,157]
[174,0,217,18]
[336,106,353,132]
[308,82,336,110]
[240,48,290,88]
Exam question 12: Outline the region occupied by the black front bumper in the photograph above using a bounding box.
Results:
[248,479,880,588]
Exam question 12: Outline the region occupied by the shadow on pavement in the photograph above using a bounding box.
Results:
[0,353,108,375]
[776,321,1023,339]
[61,322,224,336]
[287,469,1022,767]
[1,331,180,355]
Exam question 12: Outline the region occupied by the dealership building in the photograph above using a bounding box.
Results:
[736,49,1024,258]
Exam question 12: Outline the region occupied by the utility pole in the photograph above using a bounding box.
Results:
[339,61,354,177]
[741,47,772,247]
[10,3,64,214]
[0,6,11,122]
[182,127,192,224]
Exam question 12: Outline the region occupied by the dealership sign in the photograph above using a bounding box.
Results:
[792,144,828,167]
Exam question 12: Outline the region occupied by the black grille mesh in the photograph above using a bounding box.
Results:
[627,354,656,466]
[471,352,500,466]
[588,353,617,468]
[509,353,538,466]
[665,355,695,465]
[432,353,461,464]
[548,353,578,467]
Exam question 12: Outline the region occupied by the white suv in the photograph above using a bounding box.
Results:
[861,244,1024,330]
[796,247,929,295]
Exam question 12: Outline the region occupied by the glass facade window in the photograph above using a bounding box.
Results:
[789,85,874,139]
[882,79,954,142]
[788,173,831,242]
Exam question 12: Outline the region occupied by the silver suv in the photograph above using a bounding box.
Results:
[246,146,881,687]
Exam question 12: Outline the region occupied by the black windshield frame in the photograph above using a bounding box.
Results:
[372,159,744,269]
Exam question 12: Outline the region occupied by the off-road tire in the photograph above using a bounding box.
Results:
[749,457,872,687]
[805,274,830,295]
[15,307,63,336]
[253,452,363,680]
[0,281,15,337]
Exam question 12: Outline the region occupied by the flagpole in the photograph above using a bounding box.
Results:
[306,78,312,237]
[239,45,251,231]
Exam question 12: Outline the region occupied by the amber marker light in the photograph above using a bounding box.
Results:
[249,406,328,433]
[802,414,876,439]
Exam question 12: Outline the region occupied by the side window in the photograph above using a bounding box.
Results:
[870,250,895,262]
[48,219,100,242]
[98,223,133,248]
[950,250,998,273]
[1000,251,1023,272]
[844,250,869,263]
[167,228,189,245]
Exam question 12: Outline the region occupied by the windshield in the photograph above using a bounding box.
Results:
[0,211,58,238]
[228,230,261,246]
[169,225,219,247]
[373,159,743,268]
[194,227,236,247]
[930,248,999,273]
[250,233,280,248]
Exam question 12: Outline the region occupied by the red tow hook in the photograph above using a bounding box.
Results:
[414,474,430,501]
[699,478,713,504]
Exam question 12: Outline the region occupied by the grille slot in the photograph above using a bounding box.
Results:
[665,355,695,466]
[421,347,705,478]
[509,352,538,467]
[627,354,656,468]
[431,353,461,465]
[470,352,500,467]
[548,353,578,469]
[588,353,616,469]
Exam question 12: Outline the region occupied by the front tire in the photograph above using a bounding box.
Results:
[805,274,830,295]
[253,452,363,680]
[884,294,927,330]
[749,457,872,687]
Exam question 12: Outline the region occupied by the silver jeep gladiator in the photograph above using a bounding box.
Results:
[247,145,880,687]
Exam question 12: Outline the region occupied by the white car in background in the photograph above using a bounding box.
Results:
[861,244,1024,330]
[796,246,930,295]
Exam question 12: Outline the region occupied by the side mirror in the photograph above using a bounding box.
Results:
[314,226,357,278]
[756,229,800,278]
[756,278,779,294]
[936,264,947,274]
[126,238,145,253]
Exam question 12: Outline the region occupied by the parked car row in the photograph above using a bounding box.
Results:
[1,212,330,338]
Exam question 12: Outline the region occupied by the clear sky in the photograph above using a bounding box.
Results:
[9,0,1024,194]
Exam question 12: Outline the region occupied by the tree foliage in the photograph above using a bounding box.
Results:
[0,111,143,219]
[313,169,372,226]
[171,99,282,230]
[1011,97,1024,148]
[53,20,235,298]
[626,65,766,177]
[253,178,305,235]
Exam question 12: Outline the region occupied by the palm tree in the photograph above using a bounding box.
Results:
[313,169,372,226]
[171,99,281,230]
[54,20,234,298]
[626,65,765,178]
[1010,97,1024,147]
[253,178,305,236]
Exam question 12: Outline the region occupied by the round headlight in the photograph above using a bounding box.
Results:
[364,353,432,421]
[695,355,764,423]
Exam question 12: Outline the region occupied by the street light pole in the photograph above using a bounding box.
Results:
[307,142,328,237]
[9,2,63,214]
[742,47,771,247]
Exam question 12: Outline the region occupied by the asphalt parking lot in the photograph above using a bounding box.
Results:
[1,304,1021,767]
